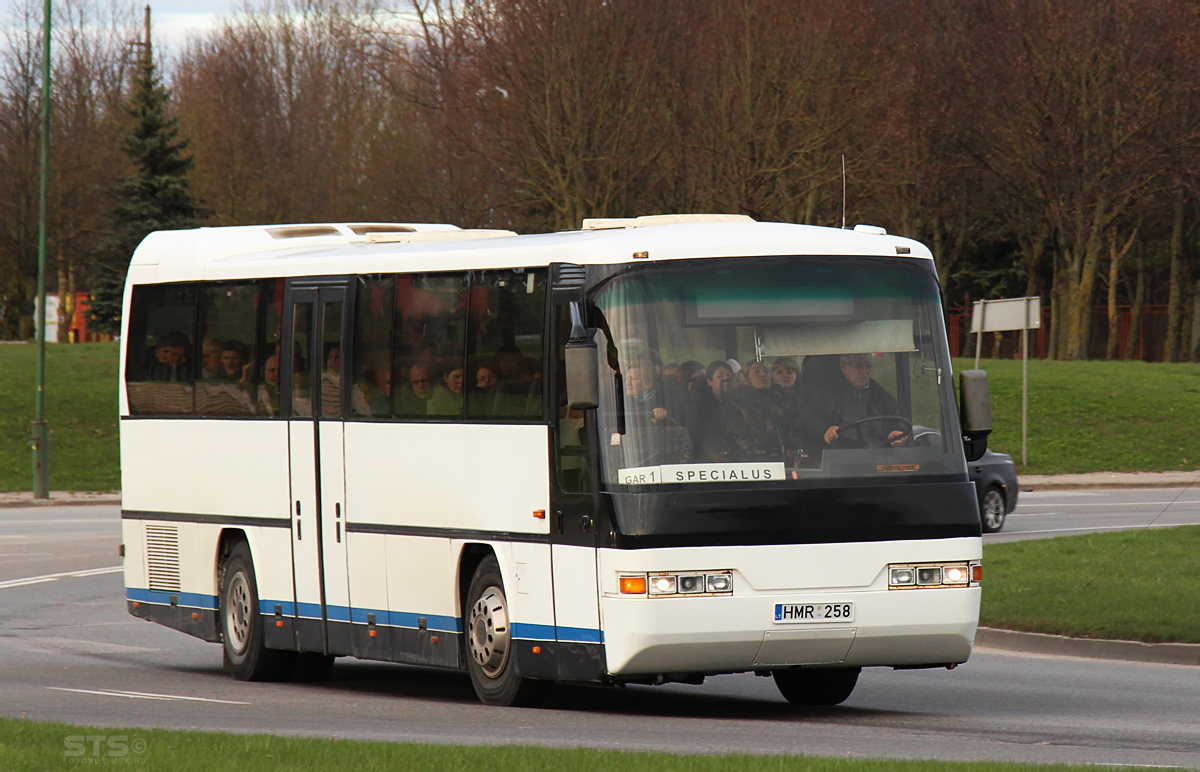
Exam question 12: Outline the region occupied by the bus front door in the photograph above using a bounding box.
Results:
[547,299,604,680]
[284,279,352,656]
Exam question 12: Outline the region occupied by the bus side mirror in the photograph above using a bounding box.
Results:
[959,369,991,463]
[565,302,599,410]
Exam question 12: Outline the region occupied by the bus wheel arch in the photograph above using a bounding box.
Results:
[462,553,550,707]
[219,540,294,681]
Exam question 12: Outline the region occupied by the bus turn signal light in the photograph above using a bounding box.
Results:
[620,576,647,594]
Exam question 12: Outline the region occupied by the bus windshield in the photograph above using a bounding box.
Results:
[592,256,965,492]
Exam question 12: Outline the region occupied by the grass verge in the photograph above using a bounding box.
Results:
[980,525,1200,643]
[955,357,1200,475]
[0,342,120,492]
[0,717,1098,771]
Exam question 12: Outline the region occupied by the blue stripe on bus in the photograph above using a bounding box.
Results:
[258,600,297,616]
[361,609,462,633]
[555,625,603,644]
[131,589,599,643]
[127,588,218,610]
[512,622,556,641]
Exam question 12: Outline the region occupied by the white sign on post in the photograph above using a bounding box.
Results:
[970,297,1041,334]
[969,297,1040,466]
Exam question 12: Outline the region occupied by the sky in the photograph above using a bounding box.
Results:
[149,0,241,50]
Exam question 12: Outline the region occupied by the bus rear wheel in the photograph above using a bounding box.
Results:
[773,667,860,706]
[464,556,550,707]
[221,542,294,681]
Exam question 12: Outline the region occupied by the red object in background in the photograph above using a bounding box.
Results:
[60,292,111,342]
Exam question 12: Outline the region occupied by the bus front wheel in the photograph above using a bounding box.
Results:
[221,542,294,681]
[773,667,860,706]
[464,556,550,707]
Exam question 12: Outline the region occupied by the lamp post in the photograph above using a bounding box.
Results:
[31,0,51,498]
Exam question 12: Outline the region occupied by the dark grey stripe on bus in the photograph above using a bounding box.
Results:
[345,522,549,543]
[121,510,291,529]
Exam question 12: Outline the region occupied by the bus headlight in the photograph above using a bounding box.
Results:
[943,565,970,584]
[916,567,942,585]
[705,573,732,592]
[888,562,978,589]
[648,575,677,595]
[618,571,734,596]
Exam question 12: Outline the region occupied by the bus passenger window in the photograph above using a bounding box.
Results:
[194,282,260,417]
[351,275,395,418]
[290,302,313,417]
[320,301,343,418]
[255,279,284,417]
[466,268,546,421]
[124,283,197,416]
[394,273,467,419]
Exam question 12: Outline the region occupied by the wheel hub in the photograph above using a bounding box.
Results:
[225,572,251,654]
[468,586,510,678]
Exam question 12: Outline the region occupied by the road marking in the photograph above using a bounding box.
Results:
[0,565,122,590]
[49,687,250,705]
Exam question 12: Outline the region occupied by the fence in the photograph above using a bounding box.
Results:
[947,305,1170,361]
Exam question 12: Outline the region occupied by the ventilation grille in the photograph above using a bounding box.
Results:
[266,225,340,239]
[145,524,181,593]
[553,263,587,290]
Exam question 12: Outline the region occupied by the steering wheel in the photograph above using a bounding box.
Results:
[835,415,913,447]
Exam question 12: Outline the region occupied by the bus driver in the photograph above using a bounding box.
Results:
[809,353,908,449]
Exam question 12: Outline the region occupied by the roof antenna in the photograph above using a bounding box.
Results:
[840,154,847,229]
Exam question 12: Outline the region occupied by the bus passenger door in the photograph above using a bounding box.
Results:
[284,279,352,655]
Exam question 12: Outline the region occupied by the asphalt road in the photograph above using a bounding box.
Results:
[1,499,1198,767]
[986,486,1200,543]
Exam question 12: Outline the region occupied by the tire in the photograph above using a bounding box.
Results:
[464,556,551,707]
[221,542,294,681]
[290,652,335,682]
[773,667,861,706]
[980,486,1007,533]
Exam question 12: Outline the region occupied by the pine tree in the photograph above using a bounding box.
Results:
[89,39,202,334]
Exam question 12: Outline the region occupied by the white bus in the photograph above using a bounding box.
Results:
[119,215,991,707]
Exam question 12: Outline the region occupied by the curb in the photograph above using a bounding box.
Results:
[1021,481,1200,491]
[975,626,1200,666]
[1020,471,1200,491]
[0,492,121,508]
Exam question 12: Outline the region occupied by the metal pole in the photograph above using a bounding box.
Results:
[31,0,51,498]
[1022,297,1032,466]
[974,301,986,370]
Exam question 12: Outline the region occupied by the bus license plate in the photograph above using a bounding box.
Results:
[774,602,854,624]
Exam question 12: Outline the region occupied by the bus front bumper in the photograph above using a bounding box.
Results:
[600,585,979,676]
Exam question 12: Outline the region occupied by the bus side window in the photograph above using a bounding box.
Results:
[351,275,395,418]
[394,272,467,419]
[194,281,260,417]
[125,283,197,416]
[466,268,547,421]
[255,279,284,417]
[555,303,591,493]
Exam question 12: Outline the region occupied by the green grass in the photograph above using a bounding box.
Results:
[955,357,1200,474]
[0,342,120,492]
[0,717,1101,771]
[980,525,1200,643]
